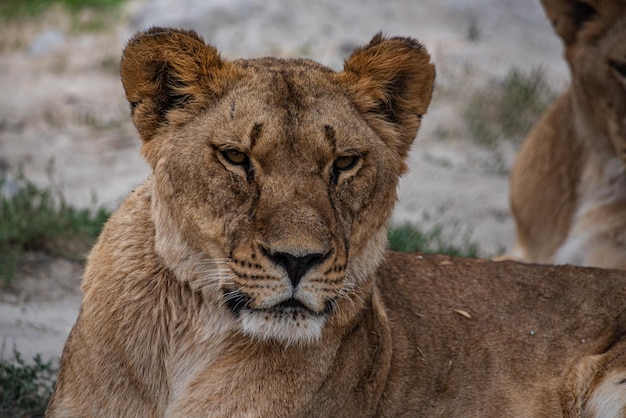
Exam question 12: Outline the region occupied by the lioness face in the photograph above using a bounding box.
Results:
[152,62,399,344]
[563,6,626,160]
[121,28,434,345]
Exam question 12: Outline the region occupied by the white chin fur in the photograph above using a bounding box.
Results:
[239,310,326,347]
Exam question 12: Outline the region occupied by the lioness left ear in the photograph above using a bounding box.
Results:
[336,33,435,160]
[120,27,242,144]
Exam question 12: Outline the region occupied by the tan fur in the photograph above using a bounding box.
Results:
[47,28,626,417]
[508,0,626,268]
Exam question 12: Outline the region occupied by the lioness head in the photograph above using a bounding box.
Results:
[542,0,626,160]
[120,28,434,345]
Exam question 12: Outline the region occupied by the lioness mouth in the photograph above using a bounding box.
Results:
[272,298,334,316]
[225,291,324,317]
[277,297,309,310]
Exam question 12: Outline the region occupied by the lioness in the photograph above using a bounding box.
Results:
[508,0,626,269]
[47,28,626,417]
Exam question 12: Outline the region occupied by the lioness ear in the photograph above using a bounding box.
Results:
[336,33,435,159]
[120,27,241,142]
[542,0,626,49]
[541,0,599,46]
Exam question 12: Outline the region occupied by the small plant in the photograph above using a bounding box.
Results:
[466,18,480,42]
[463,67,555,146]
[388,221,479,258]
[0,0,125,20]
[0,349,55,418]
[0,174,110,286]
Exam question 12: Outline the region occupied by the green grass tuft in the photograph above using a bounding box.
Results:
[0,174,110,286]
[0,349,55,418]
[0,0,125,21]
[388,221,479,258]
[463,67,555,146]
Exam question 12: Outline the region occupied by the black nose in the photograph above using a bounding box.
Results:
[264,250,328,287]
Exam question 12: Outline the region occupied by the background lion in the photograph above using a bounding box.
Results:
[508,0,626,269]
[47,28,626,417]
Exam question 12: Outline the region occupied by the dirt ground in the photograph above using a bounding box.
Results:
[0,0,569,364]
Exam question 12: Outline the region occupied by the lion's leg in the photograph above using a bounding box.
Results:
[561,340,626,418]
[508,95,583,264]
[586,370,626,418]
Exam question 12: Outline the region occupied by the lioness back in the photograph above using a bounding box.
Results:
[47,27,626,418]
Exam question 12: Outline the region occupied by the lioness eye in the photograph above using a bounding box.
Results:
[222,149,249,166]
[334,155,359,171]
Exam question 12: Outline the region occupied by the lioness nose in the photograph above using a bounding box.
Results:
[266,250,329,288]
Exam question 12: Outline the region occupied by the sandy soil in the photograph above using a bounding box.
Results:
[0,0,569,364]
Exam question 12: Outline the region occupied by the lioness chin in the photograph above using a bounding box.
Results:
[47,28,626,418]
[508,0,626,269]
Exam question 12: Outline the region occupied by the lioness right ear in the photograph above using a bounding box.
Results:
[541,0,597,45]
[120,27,241,142]
[540,0,625,47]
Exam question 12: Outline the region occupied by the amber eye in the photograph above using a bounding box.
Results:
[331,155,361,185]
[222,149,249,166]
[333,155,359,171]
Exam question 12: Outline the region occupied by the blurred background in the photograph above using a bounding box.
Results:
[0,0,568,414]
[0,0,570,253]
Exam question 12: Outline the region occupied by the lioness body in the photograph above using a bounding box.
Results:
[48,184,626,416]
[47,28,626,417]
[509,0,626,269]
